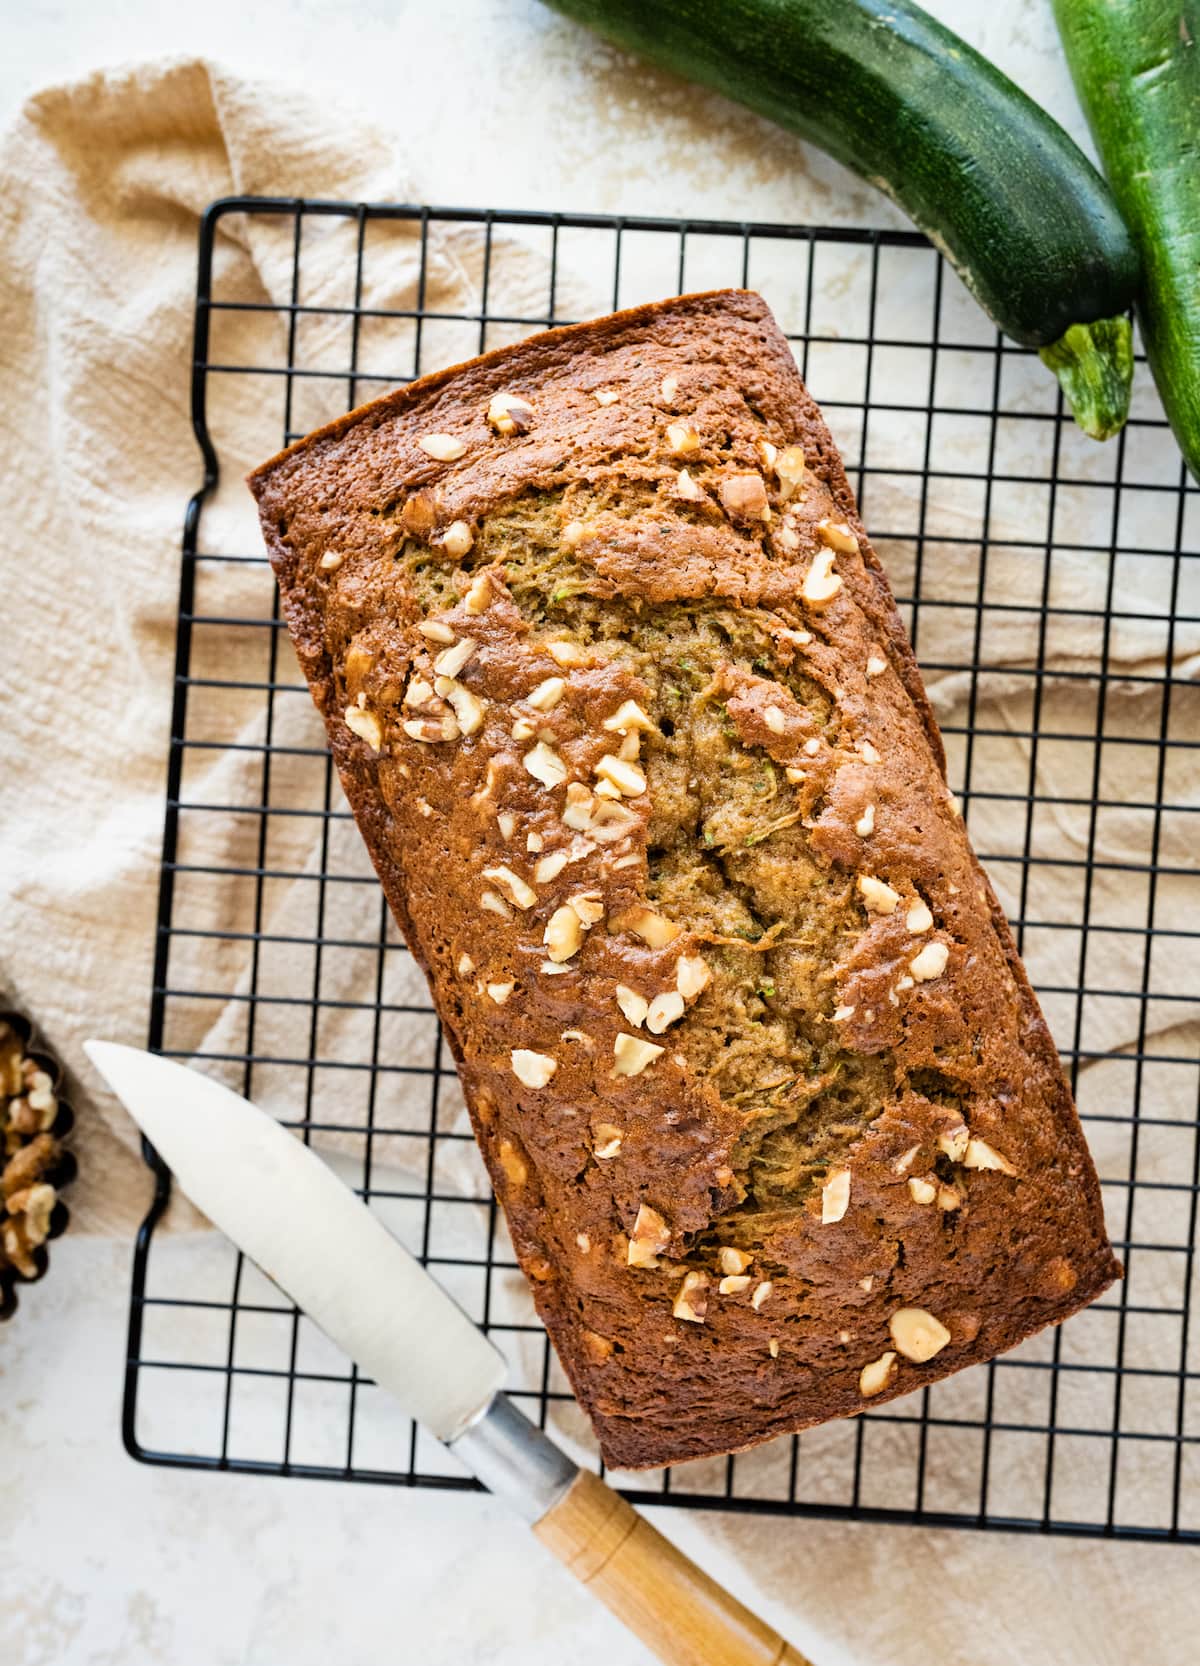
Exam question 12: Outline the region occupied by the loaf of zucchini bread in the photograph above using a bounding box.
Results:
[249,290,1119,1469]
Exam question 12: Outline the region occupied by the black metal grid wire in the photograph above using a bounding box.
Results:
[126,196,1200,1540]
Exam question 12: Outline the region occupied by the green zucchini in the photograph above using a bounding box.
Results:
[1054,0,1200,481]
[544,0,1140,439]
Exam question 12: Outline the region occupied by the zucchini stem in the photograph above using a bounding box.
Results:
[1039,315,1134,441]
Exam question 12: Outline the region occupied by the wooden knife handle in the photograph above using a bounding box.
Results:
[533,1469,812,1666]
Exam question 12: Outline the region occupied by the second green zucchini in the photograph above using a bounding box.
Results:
[1054,0,1200,482]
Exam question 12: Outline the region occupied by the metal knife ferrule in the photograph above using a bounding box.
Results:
[450,1392,578,1523]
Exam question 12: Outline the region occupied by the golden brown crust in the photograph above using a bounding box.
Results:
[249,289,1119,1471]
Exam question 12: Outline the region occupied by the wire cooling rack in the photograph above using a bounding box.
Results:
[126,196,1200,1541]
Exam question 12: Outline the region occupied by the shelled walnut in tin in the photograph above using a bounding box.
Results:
[0,1019,66,1282]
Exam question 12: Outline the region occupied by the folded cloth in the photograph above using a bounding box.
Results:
[0,59,404,1233]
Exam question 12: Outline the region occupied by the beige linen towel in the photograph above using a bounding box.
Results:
[0,61,462,1230]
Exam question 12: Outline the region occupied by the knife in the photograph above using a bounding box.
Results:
[87,1042,810,1666]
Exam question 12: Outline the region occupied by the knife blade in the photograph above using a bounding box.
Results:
[89,1040,812,1666]
[86,1040,507,1444]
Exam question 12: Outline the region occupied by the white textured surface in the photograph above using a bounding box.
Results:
[0,5,1186,1664]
